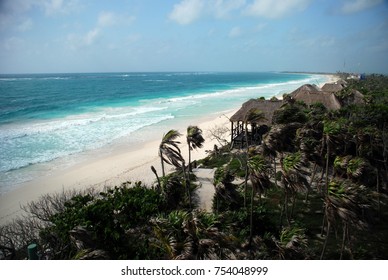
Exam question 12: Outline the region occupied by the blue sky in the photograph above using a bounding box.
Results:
[0,0,387,74]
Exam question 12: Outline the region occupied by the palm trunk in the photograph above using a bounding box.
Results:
[244,122,249,208]
[321,204,327,236]
[290,193,296,219]
[244,161,249,208]
[340,223,347,260]
[151,166,162,193]
[377,168,381,220]
[188,144,192,172]
[160,149,166,177]
[325,135,330,194]
[320,221,331,260]
[182,164,192,209]
[284,191,290,226]
[306,162,318,202]
[249,186,255,247]
[273,155,278,188]
[279,197,284,227]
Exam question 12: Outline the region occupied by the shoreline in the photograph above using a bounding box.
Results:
[0,74,337,225]
[0,109,235,225]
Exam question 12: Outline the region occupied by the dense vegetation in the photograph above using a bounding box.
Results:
[1,74,387,260]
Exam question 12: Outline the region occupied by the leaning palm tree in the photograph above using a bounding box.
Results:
[159,129,193,207]
[247,154,271,246]
[242,109,266,207]
[320,180,371,259]
[280,151,310,225]
[322,119,343,193]
[159,129,183,177]
[186,125,205,172]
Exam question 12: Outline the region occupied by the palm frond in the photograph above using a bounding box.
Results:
[162,129,182,143]
[187,125,205,150]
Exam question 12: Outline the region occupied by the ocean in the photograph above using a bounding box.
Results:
[0,72,328,194]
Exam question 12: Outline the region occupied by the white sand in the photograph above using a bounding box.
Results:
[0,110,235,225]
[0,73,341,225]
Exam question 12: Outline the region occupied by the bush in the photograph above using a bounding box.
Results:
[40,182,166,259]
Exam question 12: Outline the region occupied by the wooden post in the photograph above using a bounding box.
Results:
[231,121,234,144]
[27,243,38,260]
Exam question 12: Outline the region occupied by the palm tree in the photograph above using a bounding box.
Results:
[322,119,344,193]
[159,130,192,207]
[150,166,161,193]
[151,210,236,259]
[320,179,372,259]
[275,226,308,259]
[280,151,310,225]
[186,125,205,172]
[159,129,183,177]
[247,154,271,246]
[242,109,266,207]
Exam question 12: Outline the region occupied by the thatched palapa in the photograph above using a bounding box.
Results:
[230,99,284,148]
[321,82,346,93]
[290,84,342,110]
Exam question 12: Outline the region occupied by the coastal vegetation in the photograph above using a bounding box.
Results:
[1,74,387,260]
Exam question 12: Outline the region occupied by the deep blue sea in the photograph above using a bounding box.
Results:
[0,72,327,193]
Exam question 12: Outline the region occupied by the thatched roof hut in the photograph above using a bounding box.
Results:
[230,99,284,148]
[350,89,365,104]
[290,84,342,110]
[339,89,365,106]
[290,84,322,96]
[230,99,284,125]
[321,82,346,93]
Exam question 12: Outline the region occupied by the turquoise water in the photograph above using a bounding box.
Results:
[0,72,327,192]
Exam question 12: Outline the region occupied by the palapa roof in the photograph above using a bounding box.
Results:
[290,84,342,110]
[321,82,346,93]
[230,99,284,125]
[290,84,322,96]
[350,89,365,104]
[340,89,365,106]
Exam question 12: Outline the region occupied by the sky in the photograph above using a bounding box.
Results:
[0,0,387,74]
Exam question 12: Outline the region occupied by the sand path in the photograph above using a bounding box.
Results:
[193,168,216,212]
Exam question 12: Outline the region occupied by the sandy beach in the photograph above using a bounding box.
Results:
[0,73,338,225]
[0,109,235,225]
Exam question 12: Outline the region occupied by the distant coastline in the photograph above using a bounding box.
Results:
[0,72,333,225]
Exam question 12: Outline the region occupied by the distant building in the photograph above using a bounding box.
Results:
[290,84,342,110]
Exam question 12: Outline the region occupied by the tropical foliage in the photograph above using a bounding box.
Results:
[1,74,388,260]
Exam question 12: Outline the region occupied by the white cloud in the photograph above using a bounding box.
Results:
[229,26,242,38]
[97,11,135,27]
[98,11,116,27]
[341,0,383,14]
[254,23,267,32]
[245,0,311,19]
[66,28,100,50]
[42,0,81,16]
[169,0,205,25]
[289,28,336,48]
[213,0,246,18]
[169,0,246,25]
[84,28,100,45]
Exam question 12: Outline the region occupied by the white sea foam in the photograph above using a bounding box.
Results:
[0,73,329,190]
[0,107,174,174]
